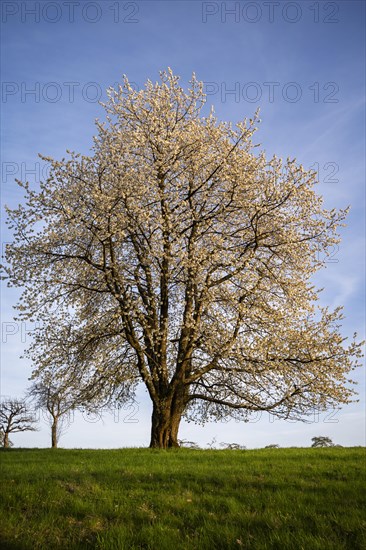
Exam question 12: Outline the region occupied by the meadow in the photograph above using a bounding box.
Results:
[0,447,365,549]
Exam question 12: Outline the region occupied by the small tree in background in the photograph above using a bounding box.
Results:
[311,436,334,448]
[28,376,78,449]
[220,442,246,450]
[0,399,38,448]
[26,318,136,448]
[265,444,280,449]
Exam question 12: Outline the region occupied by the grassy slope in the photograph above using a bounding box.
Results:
[0,447,365,549]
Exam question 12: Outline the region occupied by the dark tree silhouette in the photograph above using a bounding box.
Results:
[0,399,38,448]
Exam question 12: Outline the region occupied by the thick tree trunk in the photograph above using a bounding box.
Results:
[51,419,58,448]
[149,398,184,449]
[4,431,9,448]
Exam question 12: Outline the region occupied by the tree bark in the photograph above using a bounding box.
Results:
[51,419,58,448]
[149,393,186,449]
[3,431,9,448]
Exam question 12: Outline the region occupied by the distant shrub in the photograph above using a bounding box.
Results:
[178,439,201,450]
[311,436,335,448]
[220,442,246,450]
[265,444,280,449]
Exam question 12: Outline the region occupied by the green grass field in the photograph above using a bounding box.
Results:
[0,447,365,549]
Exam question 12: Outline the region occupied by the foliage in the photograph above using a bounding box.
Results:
[2,68,363,448]
[0,447,365,549]
[265,444,280,448]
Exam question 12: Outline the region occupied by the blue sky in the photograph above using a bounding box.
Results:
[1,0,365,448]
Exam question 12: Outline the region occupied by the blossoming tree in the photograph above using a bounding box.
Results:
[3,69,362,448]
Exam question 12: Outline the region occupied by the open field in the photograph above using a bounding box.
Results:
[0,447,365,549]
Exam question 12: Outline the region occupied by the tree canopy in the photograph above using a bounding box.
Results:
[2,69,362,448]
